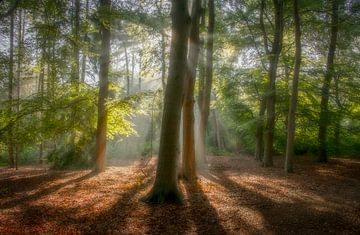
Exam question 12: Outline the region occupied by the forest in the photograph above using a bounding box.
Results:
[0,0,360,234]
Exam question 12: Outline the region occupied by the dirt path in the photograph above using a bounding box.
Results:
[0,156,359,234]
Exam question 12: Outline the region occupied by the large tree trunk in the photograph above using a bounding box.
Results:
[285,0,302,173]
[8,11,15,168]
[142,0,190,204]
[262,0,284,167]
[198,0,215,167]
[181,0,202,182]
[94,0,111,173]
[318,0,339,163]
[254,98,266,161]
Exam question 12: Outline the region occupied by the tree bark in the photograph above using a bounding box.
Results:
[161,31,166,91]
[198,0,215,167]
[94,0,111,173]
[318,0,339,163]
[262,0,284,167]
[142,0,190,204]
[181,0,202,182]
[285,0,302,173]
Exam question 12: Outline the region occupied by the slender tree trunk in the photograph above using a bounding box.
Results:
[8,12,15,168]
[255,98,266,161]
[15,8,25,170]
[142,0,190,204]
[94,0,111,173]
[318,0,339,163]
[181,0,202,182]
[212,109,225,150]
[285,0,302,173]
[131,51,135,89]
[333,75,341,155]
[38,143,43,164]
[138,50,142,92]
[262,0,284,167]
[198,0,215,166]
[124,39,130,96]
[72,0,80,85]
[38,46,45,165]
[81,0,89,82]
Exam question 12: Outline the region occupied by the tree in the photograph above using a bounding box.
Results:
[0,0,21,19]
[94,0,111,173]
[181,0,202,182]
[262,0,284,167]
[71,0,80,85]
[7,10,15,168]
[254,98,266,161]
[198,0,215,166]
[318,0,339,163]
[285,0,301,173]
[81,0,89,82]
[142,0,190,203]
[14,8,25,170]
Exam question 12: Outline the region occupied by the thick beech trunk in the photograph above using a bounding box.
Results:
[285,0,302,173]
[262,0,284,167]
[94,0,111,173]
[318,0,339,163]
[142,0,190,204]
[198,0,215,166]
[181,0,202,182]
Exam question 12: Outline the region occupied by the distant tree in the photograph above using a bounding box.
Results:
[142,0,190,203]
[7,11,15,168]
[94,0,111,172]
[254,98,266,161]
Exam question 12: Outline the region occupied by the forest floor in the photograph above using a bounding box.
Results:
[0,155,360,234]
